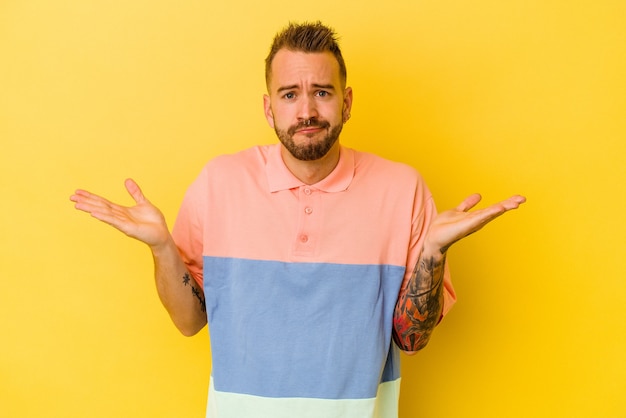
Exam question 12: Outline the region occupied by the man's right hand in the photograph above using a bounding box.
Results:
[71,178,207,335]
[70,178,170,249]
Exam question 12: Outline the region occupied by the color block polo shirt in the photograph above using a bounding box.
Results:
[172,144,456,418]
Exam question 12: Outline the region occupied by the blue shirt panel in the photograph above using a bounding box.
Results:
[203,256,405,399]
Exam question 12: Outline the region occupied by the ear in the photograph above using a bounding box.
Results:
[342,87,353,123]
[263,94,275,129]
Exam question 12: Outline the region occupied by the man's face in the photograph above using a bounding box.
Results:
[264,50,352,161]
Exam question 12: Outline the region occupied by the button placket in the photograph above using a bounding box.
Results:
[294,186,319,255]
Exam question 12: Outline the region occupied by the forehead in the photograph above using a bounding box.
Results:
[269,49,342,91]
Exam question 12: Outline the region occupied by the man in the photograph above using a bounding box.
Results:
[71,22,525,418]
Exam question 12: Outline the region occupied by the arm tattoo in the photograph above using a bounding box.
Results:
[182,272,206,313]
[393,252,446,351]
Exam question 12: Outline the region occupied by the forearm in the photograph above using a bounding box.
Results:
[151,237,207,336]
[393,248,446,352]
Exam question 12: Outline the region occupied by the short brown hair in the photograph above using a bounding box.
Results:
[265,21,347,88]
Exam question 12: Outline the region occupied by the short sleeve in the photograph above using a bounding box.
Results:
[171,167,208,287]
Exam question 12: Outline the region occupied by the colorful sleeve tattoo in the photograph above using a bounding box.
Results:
[392,252,446,351]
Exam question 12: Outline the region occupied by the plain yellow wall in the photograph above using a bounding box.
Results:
[1,0,624,417]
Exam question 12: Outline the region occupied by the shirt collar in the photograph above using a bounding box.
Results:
[266,144,355,193]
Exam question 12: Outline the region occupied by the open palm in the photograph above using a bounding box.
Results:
[70,178,170,248]
[427,193,526,254]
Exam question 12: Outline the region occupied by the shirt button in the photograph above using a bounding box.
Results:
[304,188,312,195]
[300,234,309,243]
[304,207,313,214]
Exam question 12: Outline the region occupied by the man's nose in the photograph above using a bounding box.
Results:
[297,95,319,121]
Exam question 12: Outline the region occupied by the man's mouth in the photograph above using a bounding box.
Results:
[296,126,323,134]
[289,121,330,135]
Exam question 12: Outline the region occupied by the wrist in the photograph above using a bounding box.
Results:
[150,235,177,258]
[422,240,447,261]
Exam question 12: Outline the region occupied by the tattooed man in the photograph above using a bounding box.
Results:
[71,22,525,418]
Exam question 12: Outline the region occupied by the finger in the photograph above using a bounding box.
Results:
[124,178,146,204]
[71,190,118,214]
[471,195,527,225]
[70,189,101,202]
[498,195,527,211]
[71,189,117,205]
[456,193,482,212]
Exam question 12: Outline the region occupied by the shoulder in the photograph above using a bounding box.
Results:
[199,145,274,179]
[183,145,273,196]
[351,148,424,184]
[203,145,273,174]
[348,148,433,206]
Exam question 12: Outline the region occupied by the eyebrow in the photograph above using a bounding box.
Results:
[276,83,337,94]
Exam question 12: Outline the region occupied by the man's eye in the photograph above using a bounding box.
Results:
[284,92,295,99]
[317,91,328,97]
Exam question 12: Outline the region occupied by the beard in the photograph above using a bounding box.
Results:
[275,119,343,161]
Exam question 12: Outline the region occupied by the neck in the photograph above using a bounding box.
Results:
[280,142,341,185]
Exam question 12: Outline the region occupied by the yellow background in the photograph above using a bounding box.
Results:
[1,0,624,417]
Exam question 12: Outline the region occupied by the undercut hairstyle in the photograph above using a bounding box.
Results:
[265,21,347,89]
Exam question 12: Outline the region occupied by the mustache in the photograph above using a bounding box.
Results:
[287,119,330,135]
